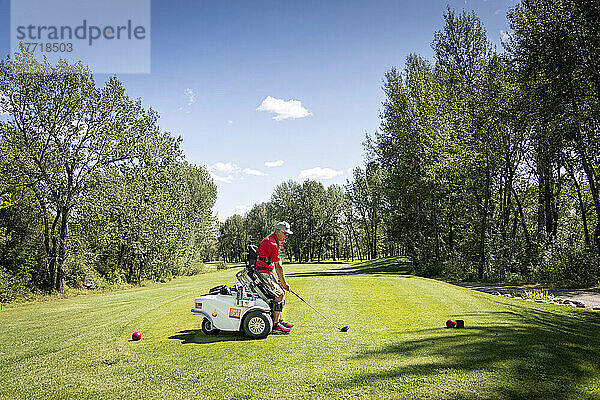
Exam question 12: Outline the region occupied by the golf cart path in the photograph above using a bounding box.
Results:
[450,282,600,310]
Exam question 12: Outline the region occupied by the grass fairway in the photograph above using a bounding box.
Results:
[1,258,599,400]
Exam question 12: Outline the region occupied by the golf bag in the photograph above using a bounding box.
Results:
[246,244,258,269]
[208,284,231,295]
[236,244,277,303]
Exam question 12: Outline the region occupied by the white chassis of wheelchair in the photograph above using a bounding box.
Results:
[191,267,276,339]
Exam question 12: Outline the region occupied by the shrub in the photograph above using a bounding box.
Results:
[532,235,600,288]
[180,263,208,276]
[0,268,30,303]
[520,289,555,302]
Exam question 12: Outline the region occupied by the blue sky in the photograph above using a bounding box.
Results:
[0,0,517,221]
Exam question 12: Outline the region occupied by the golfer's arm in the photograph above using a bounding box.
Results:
[274,261,287,285]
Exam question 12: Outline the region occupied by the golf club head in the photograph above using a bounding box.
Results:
[340,326,349,332]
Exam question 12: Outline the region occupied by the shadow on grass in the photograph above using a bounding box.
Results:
[321,304,600,399]
[168,329,250,344]
[288,257,412,278]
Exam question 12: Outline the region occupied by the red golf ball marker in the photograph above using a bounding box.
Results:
[132,332,141,341]
[446,319,456,328]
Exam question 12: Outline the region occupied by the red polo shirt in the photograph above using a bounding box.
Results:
[256,233,281,272]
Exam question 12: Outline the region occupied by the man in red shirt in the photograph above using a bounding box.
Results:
[256,221,294,334]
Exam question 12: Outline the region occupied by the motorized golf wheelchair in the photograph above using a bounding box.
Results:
[190,245,280,339]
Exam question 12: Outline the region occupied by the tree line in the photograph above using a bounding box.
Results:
[217,168,398,264]
[372,1,600,286]
[0,52,216,300]
[2,0,598,301]
[219,1,600,287]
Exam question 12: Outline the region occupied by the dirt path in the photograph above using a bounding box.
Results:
[450,282,600,310]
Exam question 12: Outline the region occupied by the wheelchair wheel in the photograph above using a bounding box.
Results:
[242,311,272,339]
[201,318,220,335]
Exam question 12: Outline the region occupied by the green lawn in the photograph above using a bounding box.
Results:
[1,258,599,399]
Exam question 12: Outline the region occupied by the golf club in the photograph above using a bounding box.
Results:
[289,289,349,332]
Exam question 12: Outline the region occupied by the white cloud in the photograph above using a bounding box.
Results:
[178,88,196,113]
[209,162,266,181]
[256,96,311,121]
[228,120,233,124]
[298,167,343,180]
[185,88,196,106]
[209,171,234,183]
[243,168,266,176]
[212,162,241,173]
[235,205,252,215]
[265,160,284,168]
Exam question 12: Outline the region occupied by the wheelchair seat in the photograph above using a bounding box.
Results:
[237,244,277,301]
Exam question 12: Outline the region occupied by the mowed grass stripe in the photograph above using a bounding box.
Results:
[1,260,599,399]
[287,262,600,399]
[0,272,233,367]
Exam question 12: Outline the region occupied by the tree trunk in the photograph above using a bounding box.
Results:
[448,210,454,252]
[48,207,62,291]
[501,163,514,246]
[347,227,354,261]
[478,164,490,280]
[537,151,547,235]
[137,254,143,283]
[127,253,135,284]
[432,193,441,268]
[543,163,556,237]
[359,216,370,260]
[569,77,600,254]
[576,141,600,255]
[565,160,591,249]
[56,205,69,294]
[352,228,362,261]
[317,237,322,263]
[116,243,126,276]
[37,195,52,289]
[371,210,378,260]
[51,237,58,290]
[511,185,531,247]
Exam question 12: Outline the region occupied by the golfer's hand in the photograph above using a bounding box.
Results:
[280,282,290,291]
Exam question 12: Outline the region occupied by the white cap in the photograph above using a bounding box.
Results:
[275,221,293,234]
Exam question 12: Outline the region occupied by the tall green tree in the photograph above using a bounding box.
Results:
[508,0,600,257]
[218,215,247,262]
[244,203,275,245]
[79,161,215,283]
[271,180,303,261]
[0,51,180,292]
[432,8,499,279]
[346,163,384,260]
